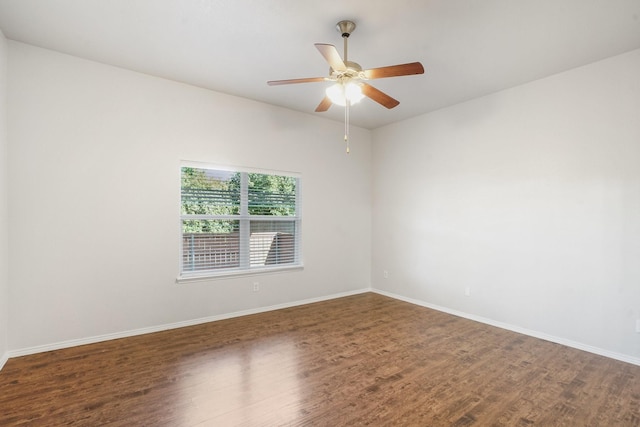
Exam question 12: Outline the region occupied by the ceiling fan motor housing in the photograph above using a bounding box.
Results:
[331,61,365,82]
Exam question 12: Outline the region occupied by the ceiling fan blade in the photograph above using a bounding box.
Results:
[315,96,332,112]
[267,77,328,86]
[361,83,400,109]
[314,43,346,71]
[363,62,424,79]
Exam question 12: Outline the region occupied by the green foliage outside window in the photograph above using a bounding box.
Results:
[181,167,297,233]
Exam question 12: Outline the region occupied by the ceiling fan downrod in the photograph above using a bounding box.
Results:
[336,20,356,62]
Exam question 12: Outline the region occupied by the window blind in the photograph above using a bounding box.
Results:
[180,166,301,277]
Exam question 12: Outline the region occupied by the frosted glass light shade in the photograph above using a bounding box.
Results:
[326,82,364,106]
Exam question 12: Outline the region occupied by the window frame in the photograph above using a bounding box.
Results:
[177,161,303,282]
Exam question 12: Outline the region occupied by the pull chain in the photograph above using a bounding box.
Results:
[344,99,350,154]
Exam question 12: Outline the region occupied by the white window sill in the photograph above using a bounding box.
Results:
[176,264,304,284]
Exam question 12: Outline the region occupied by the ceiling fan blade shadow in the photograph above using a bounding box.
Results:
[363,62,424,79]
[267,77,328,86]
[315,96,332,112]
[361,83,400,109]
[315,43,346,71]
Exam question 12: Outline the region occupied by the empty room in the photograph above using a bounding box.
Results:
[1,0,640,425]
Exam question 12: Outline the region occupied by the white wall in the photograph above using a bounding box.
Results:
[372,48,640,361]
[0,29,8,366]
[8,38,639,364]
[7,42,372,351]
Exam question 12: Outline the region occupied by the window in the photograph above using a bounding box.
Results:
[179,164,301,279]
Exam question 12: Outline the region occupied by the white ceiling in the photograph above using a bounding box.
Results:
[0,0,639,129]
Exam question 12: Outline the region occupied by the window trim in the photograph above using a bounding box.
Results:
[177,161,303,282]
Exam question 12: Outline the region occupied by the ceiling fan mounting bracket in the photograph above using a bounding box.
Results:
[336,20,356,38]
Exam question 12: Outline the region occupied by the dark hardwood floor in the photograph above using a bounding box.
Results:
[1,292,639,426]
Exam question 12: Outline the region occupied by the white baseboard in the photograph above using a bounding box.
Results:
[0,351,8,371]
[373,289,640,367]
[8,287,637,368]
[7,288,371,359]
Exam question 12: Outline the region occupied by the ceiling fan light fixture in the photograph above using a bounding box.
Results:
[326,81,364,106]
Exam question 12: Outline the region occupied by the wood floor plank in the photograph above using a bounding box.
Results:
[1,293,639,426]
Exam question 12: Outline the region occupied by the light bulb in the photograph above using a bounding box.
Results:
[325,83,346,106]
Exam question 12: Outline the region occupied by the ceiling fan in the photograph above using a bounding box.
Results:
[267,20,425,113]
